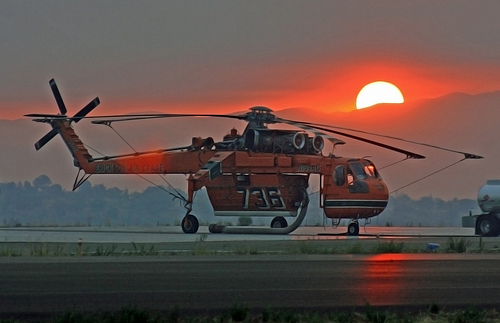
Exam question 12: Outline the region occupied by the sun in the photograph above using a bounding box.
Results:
[356,81,404,109]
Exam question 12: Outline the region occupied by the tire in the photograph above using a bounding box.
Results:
[270,216,288,228]
[181,214,199,234]
[347,222,360,236]
[476,214,499,237]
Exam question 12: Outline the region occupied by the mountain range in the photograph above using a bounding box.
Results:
[2,90,499,201]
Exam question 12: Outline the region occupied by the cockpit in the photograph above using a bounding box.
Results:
[333,159,381,192]
[347,159,380,180]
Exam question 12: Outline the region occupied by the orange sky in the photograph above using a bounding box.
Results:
[2,56,499,121]
[79,58,500,117]
[2,2,500,120]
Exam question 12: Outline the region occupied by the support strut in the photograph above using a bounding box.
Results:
[72,168,91,191]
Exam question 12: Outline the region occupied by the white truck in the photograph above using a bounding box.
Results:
[476,180,500,236]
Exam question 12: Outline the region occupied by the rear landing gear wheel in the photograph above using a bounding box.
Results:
[347,222,359,236]
[270,216,288,228]
[182,214,199,234]
[476,214,499,237]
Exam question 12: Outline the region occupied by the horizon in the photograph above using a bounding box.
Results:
[8,88,498,122]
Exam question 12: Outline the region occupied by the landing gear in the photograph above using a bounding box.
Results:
[181,214,199,234]
[270,216,288,228]
[347,221,359,236]
[476,214,499,237]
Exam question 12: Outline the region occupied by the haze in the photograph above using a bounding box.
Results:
[1,2,500,201]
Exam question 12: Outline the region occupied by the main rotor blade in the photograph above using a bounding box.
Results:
[25,113,65,118]
[301,121,483,159]
[49,79,67,115]
[34,129,58,151]
[284,120,426,159]
[26,112,243,124]
[72,97,100,123]
[88,145,192,162]
[90,113,244,125]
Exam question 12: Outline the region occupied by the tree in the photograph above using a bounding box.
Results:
[33,175,52,189]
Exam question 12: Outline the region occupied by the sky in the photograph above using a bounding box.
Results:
[2,1,500,119]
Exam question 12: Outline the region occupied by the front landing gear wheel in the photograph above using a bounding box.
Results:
[182,214,199,234]
[347,222,359,236]
[270,216,288,228]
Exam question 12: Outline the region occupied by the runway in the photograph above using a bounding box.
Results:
[0,225,477,243]
[1,226,498,319]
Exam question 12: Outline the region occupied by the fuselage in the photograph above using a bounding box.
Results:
[54,118,388,221]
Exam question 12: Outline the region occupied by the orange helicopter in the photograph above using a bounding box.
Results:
[26,79,482,235]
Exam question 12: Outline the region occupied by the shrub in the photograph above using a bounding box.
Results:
[446,237,471,253]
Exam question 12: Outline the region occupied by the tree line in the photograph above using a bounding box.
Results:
[0,175,192,227]
[0,175,480,227]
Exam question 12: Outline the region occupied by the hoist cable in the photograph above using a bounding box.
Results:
[83,126,187,202]
[378,157,409,170]
[390,158,467,195]
[103,123,137,153]
[131,174,187,203]
[156,174,189,203]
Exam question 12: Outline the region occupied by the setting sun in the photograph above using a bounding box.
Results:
[356,81,404,109]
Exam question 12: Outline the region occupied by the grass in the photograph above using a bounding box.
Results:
[288,240,408,255]
[445,237,471,253]
[29,243,73,257]
[94,244,119,256]
[370,240,406,253]
[0,236,499,257]
[0,304,495,323]
[0,245,22,257]
[0,242,161,257]
[128,242,159,256]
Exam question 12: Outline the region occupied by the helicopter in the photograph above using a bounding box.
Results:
[26,79,483,235]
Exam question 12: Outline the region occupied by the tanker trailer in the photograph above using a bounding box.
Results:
[475,180,500,236]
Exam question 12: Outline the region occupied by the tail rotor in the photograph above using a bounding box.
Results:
[49,78,68,115]
[32,79,100,150]
[34,129,59,151]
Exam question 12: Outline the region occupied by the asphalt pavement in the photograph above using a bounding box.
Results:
[2,254,500,319]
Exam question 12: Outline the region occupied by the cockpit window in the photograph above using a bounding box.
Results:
[364,164,376,177]
[348,162,366,180]
[348,160,380,180]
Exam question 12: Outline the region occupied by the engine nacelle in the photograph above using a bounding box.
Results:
[245,129,310,154]
[191,137,214,150]
[293,132,306,150]
[311,135,324,152]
